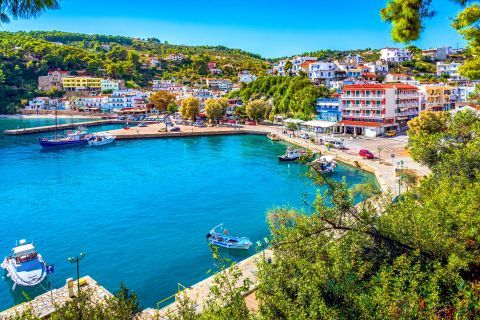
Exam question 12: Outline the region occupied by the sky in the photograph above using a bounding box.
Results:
[0,0,467,58]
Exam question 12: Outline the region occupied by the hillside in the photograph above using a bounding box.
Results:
[0,31,270,113]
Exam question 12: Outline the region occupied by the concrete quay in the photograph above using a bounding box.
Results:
[3,119,118,135]
[138,250,272,320]
[0,276,112,319]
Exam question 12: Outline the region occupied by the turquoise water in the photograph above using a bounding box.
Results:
[0,118,376,310]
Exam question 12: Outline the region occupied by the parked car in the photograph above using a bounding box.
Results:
[359,149,375,159]
[299,133,309,139]
[332,141,345,149]
[386,130,397,137]
[169,126,181,132]
[192,122,206,127]
[245,121,256,126]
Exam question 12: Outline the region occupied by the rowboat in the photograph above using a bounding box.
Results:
[206,224,252,250]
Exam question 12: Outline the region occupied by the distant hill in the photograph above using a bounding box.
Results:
[0,31,270,113]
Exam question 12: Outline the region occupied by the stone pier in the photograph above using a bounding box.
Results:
[0,276,112,319]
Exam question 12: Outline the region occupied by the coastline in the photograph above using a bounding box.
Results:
[0,114,101,119]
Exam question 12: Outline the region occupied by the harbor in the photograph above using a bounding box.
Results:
[3,119,117,135]
[0,117,427,316]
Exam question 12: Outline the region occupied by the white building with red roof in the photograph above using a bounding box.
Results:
[340,84,420,137]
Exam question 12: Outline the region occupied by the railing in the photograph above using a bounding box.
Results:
[156,283,188,310]
[341,95,384,99]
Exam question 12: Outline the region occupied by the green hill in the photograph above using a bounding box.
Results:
[0,31,270,113]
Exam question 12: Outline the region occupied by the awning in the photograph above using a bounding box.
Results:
[339,120,384,128]
[283,118,305,124]
[301,120,338,128]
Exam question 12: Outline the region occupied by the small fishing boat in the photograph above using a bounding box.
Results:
[206,224,252,250]
[88,133,116,146]
[311,155,337,175]
[267,133,281,141]
[1,240,47,289]
[278,147,303,162]
[39,127,90,148]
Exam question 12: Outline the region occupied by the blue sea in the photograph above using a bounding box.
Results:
[0,118,376,310]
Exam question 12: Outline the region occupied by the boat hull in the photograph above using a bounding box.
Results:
[278,156,299,162]
[88,136,116,146]
[39,139,88,148]
[1,257,47,287]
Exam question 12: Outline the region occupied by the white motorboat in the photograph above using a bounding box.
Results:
[278,147,304,162]
[311,155,337,175]
[1,240,47,288]
[88,133,116,146]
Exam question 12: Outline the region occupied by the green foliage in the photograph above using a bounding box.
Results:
[0,0,59,24]
[149,90,176,111]
[246,99,270,122]
[381,0,480,79]
[167,102,179,114]
[180,97,200,121]
[170,249,252,320]
[11,284,140,320]
[407,110,480,176]
[0,30,269,114]
[231,76,330,119]
[205,98,228,123]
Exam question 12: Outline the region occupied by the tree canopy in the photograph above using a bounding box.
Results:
[381,0,480,79]
[149,90,176,112]
[230,76,331,120]
[180,97,200,121]
[205,98,228,123]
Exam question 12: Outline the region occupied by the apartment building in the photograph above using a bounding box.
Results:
[419,85,453,112]
[62,77,102,92]
[421,47,451,61]
[340,84,419,137]
[315,97,342,122]
[308,61,340,86]
[273,56,317,76]
[380,48,412,63]
[205,79,233,91]
[436,62,466,81]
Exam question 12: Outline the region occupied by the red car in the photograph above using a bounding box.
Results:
[359,149,375,159]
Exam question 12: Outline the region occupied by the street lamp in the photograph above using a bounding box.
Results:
[68,252,86,295]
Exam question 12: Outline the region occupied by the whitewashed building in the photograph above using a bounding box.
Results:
[380,48,412,63]
[238,71,257,83]
[436,62,467,81]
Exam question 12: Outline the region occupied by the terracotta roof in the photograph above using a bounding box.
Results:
[339,120,384,127]
[300,60,316,68]
[343,84,418,90]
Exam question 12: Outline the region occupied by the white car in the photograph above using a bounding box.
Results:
[300,133,310,139]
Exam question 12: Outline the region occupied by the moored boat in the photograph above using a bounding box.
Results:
[88,133,116,146]
[310,155,337,175]
[278,147,303,162]
[1,240,47,289]
[267,133,281,141]
[207,224,252,250]
[39,127,90,148]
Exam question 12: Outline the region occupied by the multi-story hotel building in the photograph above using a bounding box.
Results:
[62,77,102,92]
[340,84,419,137]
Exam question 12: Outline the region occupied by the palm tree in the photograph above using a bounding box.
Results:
[0,0,60,24]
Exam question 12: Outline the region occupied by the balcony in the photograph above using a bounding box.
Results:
[342,95,384,99]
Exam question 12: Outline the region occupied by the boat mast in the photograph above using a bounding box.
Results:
[54,104,58,140]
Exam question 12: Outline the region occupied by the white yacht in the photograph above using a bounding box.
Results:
[1,240,47,288]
